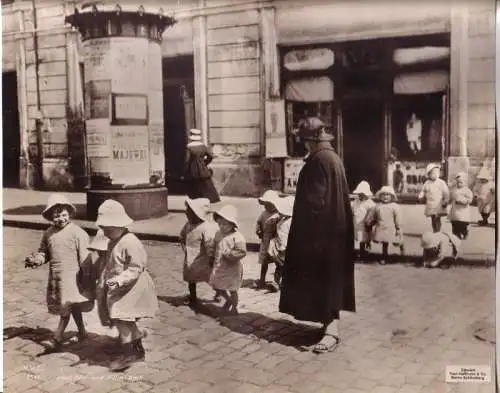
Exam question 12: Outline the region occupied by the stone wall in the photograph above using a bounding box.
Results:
[466,1,496,183]
[205,8,266,196]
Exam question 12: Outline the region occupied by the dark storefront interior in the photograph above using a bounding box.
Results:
[280,32,450,193]
[3,71,21,188]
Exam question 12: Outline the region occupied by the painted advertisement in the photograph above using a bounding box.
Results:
[82,38,111,82]
[110,126,149,185]
[387,161,441,196]
[111,38,149,94]
[149,123,165,184]
[283,158,305,194]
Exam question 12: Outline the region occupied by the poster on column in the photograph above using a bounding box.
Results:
[86,119,110,157]
[148,91,163,123]
[149,123,165,183]
[82,38,111,82]
[110,126,149,185]
[148,42,162,91]
[111,38,148,94]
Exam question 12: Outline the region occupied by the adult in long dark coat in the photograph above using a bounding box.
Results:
[279,117,355,354]
[183,129,221,203]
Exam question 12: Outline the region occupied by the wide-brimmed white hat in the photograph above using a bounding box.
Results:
[276,196,294,217]
[214,204,239,227]
[353,181,373,197]
[42,193,76,221]
[88,229,109,251]
[426,163,440,175]
[421,232,439,249]
[376,185,396,198]
[95,199,133,227]
[185,198,210,221]
[258,190,279,206]
[476,167,490,180]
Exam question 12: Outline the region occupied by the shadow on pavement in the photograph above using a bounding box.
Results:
[3,204,87,220]
[4,326,119,368]
[158,295,323,351]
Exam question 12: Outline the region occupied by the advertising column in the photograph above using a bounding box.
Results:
[66,5,176,220]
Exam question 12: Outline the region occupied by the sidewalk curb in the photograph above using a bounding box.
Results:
[4,219,494,267]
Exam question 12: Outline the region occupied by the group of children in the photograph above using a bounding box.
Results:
[24,191,293,372]
[352,163,495,267]
[23,165,494,371]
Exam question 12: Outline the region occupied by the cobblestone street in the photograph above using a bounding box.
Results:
[3,228,495,393]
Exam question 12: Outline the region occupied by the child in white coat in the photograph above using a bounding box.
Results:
[254,190,280,289]
[418,164,450,232]
[179,198,217,308]
[351,181,376,257]
[448,172,474,239]
[473,167,495,226]
[267,196,294,289]
[25,194,93,352]
[365,186,404,265]
[95,200,158,372]
[210,205,247,315]
[421,231,461,268]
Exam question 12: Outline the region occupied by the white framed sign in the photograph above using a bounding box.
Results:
[265,99,288,158]
[283,158,305,194]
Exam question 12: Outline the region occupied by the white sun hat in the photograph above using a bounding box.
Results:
[258,189,279,206]
[353,181,373,197]
[276,196,295,217]
[185,198,210,221]
[88,229,109,251]
[214,204,239,227]
[42,193,77,221]
[376,185,396,198]
[426,163,440,175]
[95,199,133,227]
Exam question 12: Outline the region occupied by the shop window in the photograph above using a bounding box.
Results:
[284,76,334,158]
[391,93,444,161]
[393,46,450,66]
[284,48,334,71]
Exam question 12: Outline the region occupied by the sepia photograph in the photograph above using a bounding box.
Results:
[1,0,497,392]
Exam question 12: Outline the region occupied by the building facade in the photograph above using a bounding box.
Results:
[2,0,496,197]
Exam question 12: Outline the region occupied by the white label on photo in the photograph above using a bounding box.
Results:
[445,365,491,383]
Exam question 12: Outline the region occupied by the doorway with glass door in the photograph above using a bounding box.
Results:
[342,97,385,193]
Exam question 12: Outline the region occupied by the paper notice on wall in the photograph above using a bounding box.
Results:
[110,126,149,185]
[149,91,163,122]
[387,161,441,196]
[85,80,111,119]
[148,42,163,91]
[283,158,305,194]
[111,38,148,94]
[265,99,288,158]
[86,119,110,158]
[149,123,165,182]
[83,38,111,82]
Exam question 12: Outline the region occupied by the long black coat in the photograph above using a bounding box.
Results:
[279,146,355,324]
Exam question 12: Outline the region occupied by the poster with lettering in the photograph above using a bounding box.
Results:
[148,42,162,91]
[86,119,110,157]
[149,123,165,183]
[85,80,111,119]
[283,158,305,194]
[111,38,149,94]
[387,161,441,196]
[82,38,111,82]
[110,126,149,185]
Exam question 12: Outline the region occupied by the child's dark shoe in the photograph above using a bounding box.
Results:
[109,341,144,372]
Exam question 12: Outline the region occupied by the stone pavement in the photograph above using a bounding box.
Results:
[3,227,496,393]
[2,188,496,265]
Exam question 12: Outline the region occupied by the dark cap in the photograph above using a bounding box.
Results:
[296,117,333,142]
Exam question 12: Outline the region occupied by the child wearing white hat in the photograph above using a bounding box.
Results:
[179,198,217,308]
[365,186,404,264]
[24,194,93,352]
[254,190,280,289]
[473,166,495,226]
[421,231,461,268]
[95,199,158,372]
[448,172,474,239]
[267,196,294,288]
[351,181,376,257]
[418,164,450,232]
[209,204,247,315]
